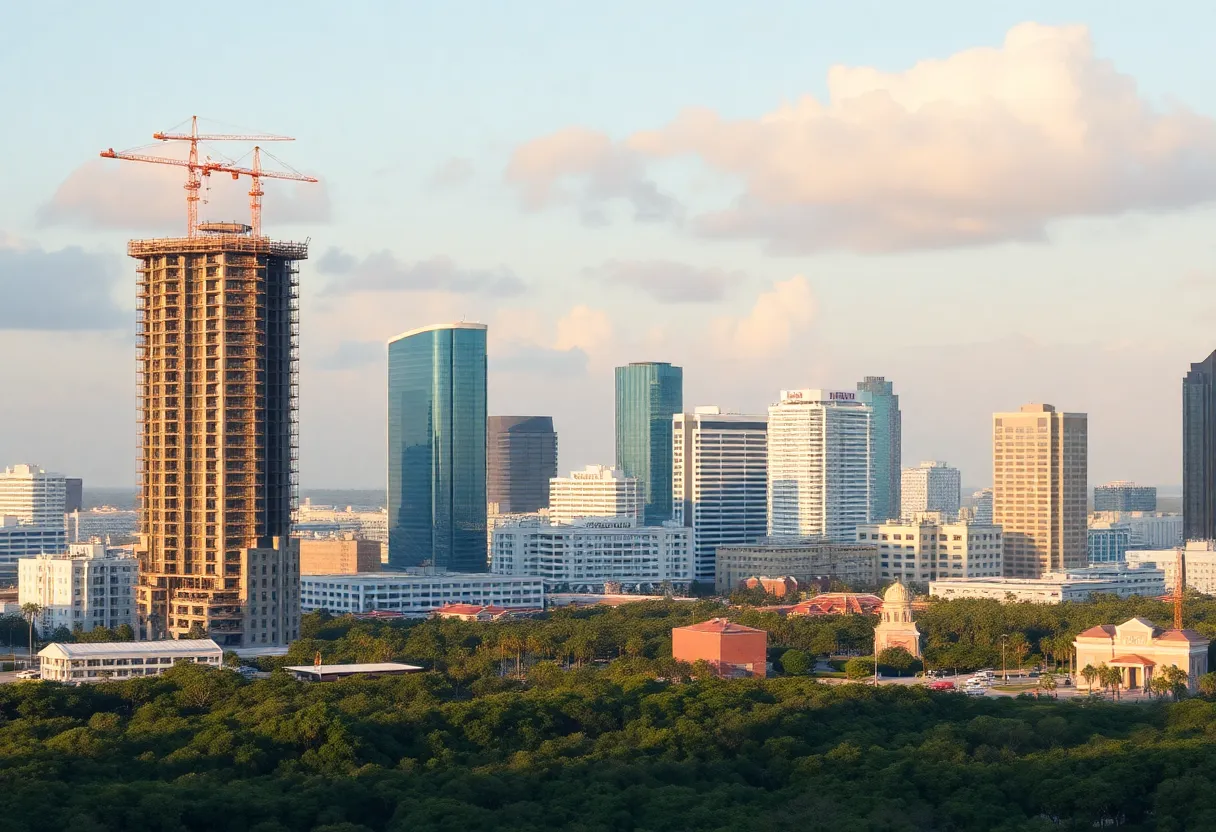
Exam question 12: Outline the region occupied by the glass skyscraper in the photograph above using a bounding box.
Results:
[615,362,683,525]
[857,376,901,522]
[388,323,487,572]
[1184,350,1216,541]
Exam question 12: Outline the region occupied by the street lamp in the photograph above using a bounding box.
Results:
[1001,634,1009,682]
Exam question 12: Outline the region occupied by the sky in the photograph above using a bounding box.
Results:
[2,1,1216,490]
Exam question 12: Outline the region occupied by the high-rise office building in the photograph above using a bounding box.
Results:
[1185,352,1216,540]
[0,464,66,526]
[388,323,487,572]
[64,478,83,514]
[767,389,872,543]
[901,461,962,519]
[130,228,304,646]
[548,465,640,524]
[672,407,768,584]
[857,376,901,522]
[615,362,683,525]
[992,403,1088,578]
[971,488,994,524]
[1094,481,1156,512]
[1184,351,1216,541]
[487,416,558,515]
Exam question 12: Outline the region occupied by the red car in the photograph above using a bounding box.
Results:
[929,680,956,691]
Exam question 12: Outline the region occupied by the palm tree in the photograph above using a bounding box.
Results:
[20,603,42,664]
[1080,663,1098,692]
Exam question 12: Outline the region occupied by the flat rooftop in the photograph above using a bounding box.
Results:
[283,662,423,677]
[127,234,308,260]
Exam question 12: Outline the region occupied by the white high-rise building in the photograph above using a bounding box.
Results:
[19,543,137,634]
[491,516,693,592]
[549,465,640,525]
[0,464,67,527]
[767,389,872,543]
[0,517,66,584]
[901,461,962,519]
[673,407,768,584]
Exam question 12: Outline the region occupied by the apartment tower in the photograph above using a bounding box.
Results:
[901,461,962,519]
[486,416,558,515]
[992,403,1088,578]
[767,389,872,543]
[132,226,304,647]
[548,465,640,525]
[672,407,768,584]
[615,362,683,524]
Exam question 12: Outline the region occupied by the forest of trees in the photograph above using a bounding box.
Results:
[3,601,1216,828]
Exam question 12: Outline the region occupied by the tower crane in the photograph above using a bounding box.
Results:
[100,115,315,236]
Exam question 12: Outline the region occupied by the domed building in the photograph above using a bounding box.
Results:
[873,580,922,658]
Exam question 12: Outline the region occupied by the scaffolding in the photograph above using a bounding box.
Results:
[133,227,305,646]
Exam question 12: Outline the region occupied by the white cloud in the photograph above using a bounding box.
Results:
[509,23,1216,252]
[712,276,814,358]
[554,305,614,358]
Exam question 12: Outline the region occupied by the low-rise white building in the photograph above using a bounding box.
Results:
[38,639,223,683]
[19,543,137,634]
[300,572,545,616]
[0,517,66,584]
[1127,541,1216,595]
[491,516,693,592]
[857,513,1002,583]
[929,563,1166,604]
[548,465,640,525]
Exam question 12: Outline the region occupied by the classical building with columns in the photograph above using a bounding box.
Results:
[873,581,922,658]
[1073,617,1209,693]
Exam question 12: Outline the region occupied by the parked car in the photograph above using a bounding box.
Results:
[929,680,956,691]
[15,669,39,680]
[965,687,986,696]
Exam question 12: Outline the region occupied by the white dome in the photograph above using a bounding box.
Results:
[883,581,910,603]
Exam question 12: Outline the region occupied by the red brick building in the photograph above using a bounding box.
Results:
[672,618,768,678]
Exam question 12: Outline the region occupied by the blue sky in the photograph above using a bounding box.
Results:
[2,2,1215,489]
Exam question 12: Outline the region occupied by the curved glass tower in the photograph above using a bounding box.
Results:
[615,362,683,525]
[388,323,487,572]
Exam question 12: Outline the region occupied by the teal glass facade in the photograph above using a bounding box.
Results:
[388,324,487,572]
[615,362,683,525]
[857,376,901,522]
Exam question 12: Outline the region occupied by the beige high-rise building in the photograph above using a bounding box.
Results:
[992,403,1087,578]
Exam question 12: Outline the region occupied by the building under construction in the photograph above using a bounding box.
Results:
[132,223,305,647]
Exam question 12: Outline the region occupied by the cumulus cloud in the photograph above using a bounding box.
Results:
[428,157,475,190]
[0,238,126,330]
[554,305,614,357]
[584,259,742,303]
[509,23,1216,252]
[318,249,527,297]
[505,126,682,225]
[38,156,330,232]
[712,276,814,358]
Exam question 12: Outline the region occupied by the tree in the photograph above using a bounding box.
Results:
[1162,665,1190,701]
[1081,663,1099,691]
[781,648,811,676]
[1097,664,1121,700]
[1037,670,1058,699]
[20,603,42,662]
[844,657,873,680]
[1198,671,1216,698]
[877,646,921,677]
[186,622,208,640]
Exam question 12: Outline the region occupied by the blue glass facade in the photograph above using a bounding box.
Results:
[1088,526,1131,563]
[615,362,683,525]
[857,376,901,522]
[388,324,487,572]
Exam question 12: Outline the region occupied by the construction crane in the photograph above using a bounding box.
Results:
[100,115,315,236]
